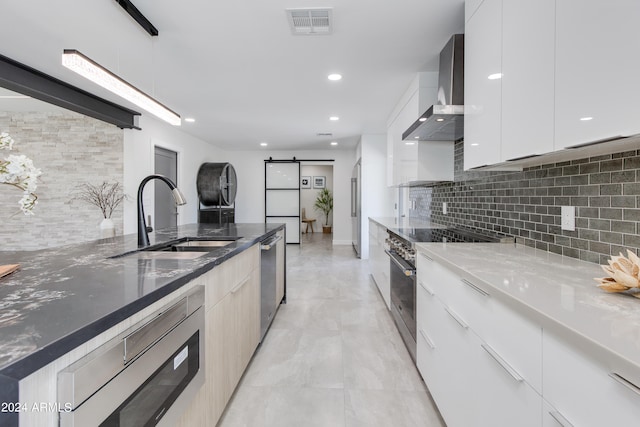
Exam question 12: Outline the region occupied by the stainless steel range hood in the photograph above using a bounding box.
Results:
[402,34,464,142]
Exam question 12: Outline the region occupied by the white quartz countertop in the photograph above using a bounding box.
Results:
[415,242,640,375]
[369,217,444,230]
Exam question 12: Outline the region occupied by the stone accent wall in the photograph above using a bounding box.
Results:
[409,141,640,264]
[0,111,124,251]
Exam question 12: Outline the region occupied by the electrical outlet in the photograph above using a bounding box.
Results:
[561,206,575,231]
[443,202,447,215]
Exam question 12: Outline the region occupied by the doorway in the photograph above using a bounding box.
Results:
[154,146,178,230]
[300,164,334,239]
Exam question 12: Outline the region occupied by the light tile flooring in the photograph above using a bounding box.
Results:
[218,232,445,427]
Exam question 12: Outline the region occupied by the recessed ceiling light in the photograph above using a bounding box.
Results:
[471,143,479,146]
[329,116,339,121]
[436,118,444,122]
[414,136,419,139]
[419,118,427,122]
[185,117,195,123]
[330,141,338,146]
[260,142,268,146]
[580,117,593,121]
[405,142,416,146]
[328,74,342,81]
[488,73,503,80]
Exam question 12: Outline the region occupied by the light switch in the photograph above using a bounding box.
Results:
[561,206,575,231]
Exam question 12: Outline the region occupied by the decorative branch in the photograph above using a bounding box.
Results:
[73,182,127,219]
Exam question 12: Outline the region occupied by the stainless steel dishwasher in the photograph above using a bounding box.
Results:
[260,233,282,341]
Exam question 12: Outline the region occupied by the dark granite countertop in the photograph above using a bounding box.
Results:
[0,223,283,383]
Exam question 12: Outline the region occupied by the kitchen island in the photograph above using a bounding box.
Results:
[0,222,284,427]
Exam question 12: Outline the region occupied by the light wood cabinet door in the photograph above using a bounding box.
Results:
[206,247,261,426]
[555,0,640,149]
[232,269,260,382]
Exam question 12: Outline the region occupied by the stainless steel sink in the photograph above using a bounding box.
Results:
[173,240,236,248]
[122,251,208,260]
[111,236,240,259]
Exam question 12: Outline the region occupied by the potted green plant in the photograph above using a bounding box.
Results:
[314,188,333,233]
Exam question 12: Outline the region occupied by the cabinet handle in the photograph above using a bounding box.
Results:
[481,343,523,383]
[609,373,640,397]
[444,306,468,329]
[549,410,574,427]
[461,278,489,297]
[419,329,436,349]
[419,252,433,261]
[231,275,251,294]
[418,280,435,296]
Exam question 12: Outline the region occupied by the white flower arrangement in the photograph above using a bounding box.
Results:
[0,132,41,215]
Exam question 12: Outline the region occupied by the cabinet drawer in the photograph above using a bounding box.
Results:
[417,250,542,392]
[206,244,260,310]
[543,331,640,427]
[418,294,483,427]
[416,250,459,304]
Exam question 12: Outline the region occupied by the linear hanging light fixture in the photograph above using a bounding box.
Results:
[62,49,180,126]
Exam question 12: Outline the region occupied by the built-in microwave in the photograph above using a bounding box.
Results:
[58,286,205,427]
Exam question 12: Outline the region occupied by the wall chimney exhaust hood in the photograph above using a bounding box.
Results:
[402,34,464,142]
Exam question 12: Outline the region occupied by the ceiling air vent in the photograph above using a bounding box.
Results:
[316,132,333,136]
[286,8,333,35]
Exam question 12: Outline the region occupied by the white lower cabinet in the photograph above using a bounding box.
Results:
[475,341,542,427]
[417,247,640,426]
[416,262,541,427]
[543,400,573,427]
[543,331,640,427]
[368,219,390,309]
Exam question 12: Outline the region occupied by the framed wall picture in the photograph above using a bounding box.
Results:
[313,176,326,189]
[301,176,311,189]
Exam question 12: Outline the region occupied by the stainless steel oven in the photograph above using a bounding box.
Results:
[58,286,205,427]
[386,234,417,362]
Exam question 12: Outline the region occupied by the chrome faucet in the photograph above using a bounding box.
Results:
[137,174,187,247]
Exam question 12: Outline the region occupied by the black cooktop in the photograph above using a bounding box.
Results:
[389,227,503,244]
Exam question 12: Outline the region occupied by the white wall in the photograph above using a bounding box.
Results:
[226,149,356,245]
[301,165,333,232]
[123,115,227,234]
[359,134,395,259]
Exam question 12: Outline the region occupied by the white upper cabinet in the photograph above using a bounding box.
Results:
[501,0,555,161]
[465,0,640,169]
[387,72,454,186]
[464,0,502,170]
[555,0,640,149]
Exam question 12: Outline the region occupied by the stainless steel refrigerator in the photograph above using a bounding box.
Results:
[351,159,361,258]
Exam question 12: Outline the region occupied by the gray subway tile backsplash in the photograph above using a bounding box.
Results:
[409,141,640,264]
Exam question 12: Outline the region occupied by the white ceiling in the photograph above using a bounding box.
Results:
[0,0,465,151]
